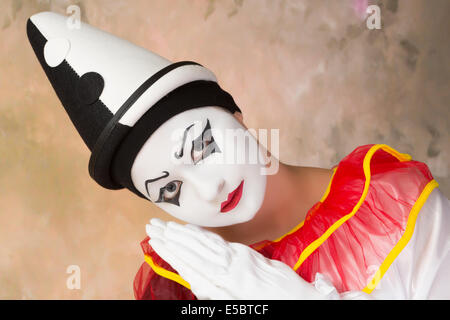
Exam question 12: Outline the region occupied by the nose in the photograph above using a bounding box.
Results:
[182,169,226,202]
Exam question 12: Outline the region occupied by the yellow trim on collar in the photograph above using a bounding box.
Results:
[362,179,439,293]
[144,254,191,290]
[292,144,412,272]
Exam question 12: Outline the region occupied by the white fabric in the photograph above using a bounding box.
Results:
[316,187,450,300]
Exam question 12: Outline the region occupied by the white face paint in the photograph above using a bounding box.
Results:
[131,106,267,227]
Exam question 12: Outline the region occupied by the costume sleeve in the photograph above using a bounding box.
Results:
[402,188,450,299]
[311,273,372,300]
[359,187,450,299]
[313,187,450,300]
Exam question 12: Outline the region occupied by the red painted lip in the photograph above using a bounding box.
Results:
[220,180,244,213]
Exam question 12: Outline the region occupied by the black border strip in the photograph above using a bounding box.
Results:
[89,61,201,184]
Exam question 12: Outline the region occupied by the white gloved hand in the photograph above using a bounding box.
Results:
[146,218,328,300]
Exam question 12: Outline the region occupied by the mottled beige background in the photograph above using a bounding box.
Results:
[0,0,448,299]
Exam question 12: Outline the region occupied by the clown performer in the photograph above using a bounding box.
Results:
[27,12,450,300]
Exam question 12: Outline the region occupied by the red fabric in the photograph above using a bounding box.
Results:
[134,144,434,299]
[134,236,196,300]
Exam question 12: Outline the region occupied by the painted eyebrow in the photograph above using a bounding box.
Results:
[144,171,169,197]
[174,123,195,159]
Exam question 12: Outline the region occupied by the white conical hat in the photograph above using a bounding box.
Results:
[27,11,240,194]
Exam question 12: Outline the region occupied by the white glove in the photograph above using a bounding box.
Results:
[146,218,328,300]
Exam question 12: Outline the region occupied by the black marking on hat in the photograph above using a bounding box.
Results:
[77,72,105,105]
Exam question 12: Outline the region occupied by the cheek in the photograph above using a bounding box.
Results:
[164,188,219,218]
[157,203,196,223]
[239,166,267,213]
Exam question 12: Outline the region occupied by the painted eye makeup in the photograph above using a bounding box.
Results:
[156,180,183,206]
[191,119,221,165]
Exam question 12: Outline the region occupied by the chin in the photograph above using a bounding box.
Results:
[190,210,254,228]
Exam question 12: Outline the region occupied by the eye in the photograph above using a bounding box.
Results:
[156,180,183,206]
[191,136,216,164]
[191,119,221,165]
